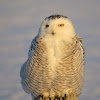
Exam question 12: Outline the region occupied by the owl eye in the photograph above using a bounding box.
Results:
[58,24,64,27]
[45,25,49,28]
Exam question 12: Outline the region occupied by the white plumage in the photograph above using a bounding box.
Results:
[20,15,85,100]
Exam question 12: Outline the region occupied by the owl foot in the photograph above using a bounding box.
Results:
[34,89,78,100]
[34,93,49,100]
[42,92,49,100]
[61,89,78,100]
[61,88,74,97]
[35,91,55,100]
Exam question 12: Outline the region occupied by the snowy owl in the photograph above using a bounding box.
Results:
[20,15,85,100]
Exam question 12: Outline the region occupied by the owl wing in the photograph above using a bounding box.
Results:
[20,35,39,93]
[71,36,85,95]
[20,34,48,96]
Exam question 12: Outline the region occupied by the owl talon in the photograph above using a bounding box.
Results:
[40,96,43,100]
[60,97,63,100]
[42,92,49,100]
[51,97,54,100]
[44,97,49,100]
[61,89,74,97]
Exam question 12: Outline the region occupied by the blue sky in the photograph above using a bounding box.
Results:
[0,0,100,100]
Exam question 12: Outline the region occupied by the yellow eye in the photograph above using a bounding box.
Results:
[58,24,64,27]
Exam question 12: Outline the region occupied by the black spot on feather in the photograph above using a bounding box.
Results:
[45,15,68,20]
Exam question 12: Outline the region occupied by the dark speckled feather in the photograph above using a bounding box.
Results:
[45,15,68,20]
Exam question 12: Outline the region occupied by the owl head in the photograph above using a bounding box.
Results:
[38,15,76,41]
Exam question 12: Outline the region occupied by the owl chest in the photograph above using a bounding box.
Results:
[47,40,64,64]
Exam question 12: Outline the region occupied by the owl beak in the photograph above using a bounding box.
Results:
[51,31,55,35]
